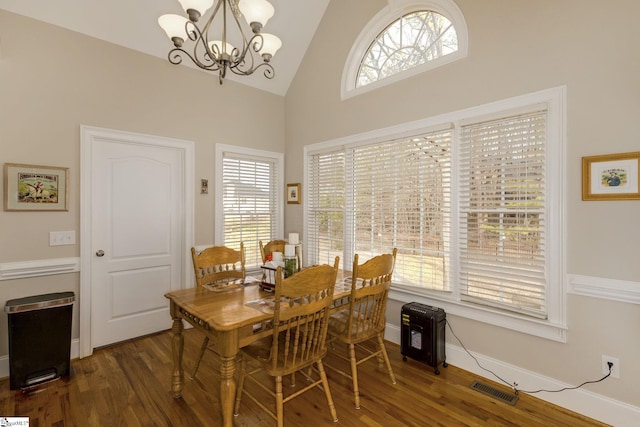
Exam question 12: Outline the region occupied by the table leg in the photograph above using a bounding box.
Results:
[218,329,239,427]
[170,318,184,398]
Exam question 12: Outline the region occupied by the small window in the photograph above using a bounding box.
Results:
[215,144,284,268]
[342,0,468,99]
[357,10,458,88]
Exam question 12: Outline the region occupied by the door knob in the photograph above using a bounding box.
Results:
[96,250,105,257]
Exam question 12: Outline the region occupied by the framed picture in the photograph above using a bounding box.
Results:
[4,163,69,211]
[287,183,301,204]
[582,152,640,200]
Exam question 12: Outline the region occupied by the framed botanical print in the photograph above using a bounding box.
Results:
[582,152,640,200]
[287,183,301,204]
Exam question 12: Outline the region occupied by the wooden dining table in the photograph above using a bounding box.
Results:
[165,273,352,427]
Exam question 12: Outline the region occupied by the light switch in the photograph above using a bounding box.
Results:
[49,231,76,246]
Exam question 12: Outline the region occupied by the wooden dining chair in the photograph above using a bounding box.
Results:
[189,243,245,379]
[233,257,340,427]
[259,239,287,263]
[326,248,397,409]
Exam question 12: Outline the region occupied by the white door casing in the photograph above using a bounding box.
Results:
[80,126,194,357]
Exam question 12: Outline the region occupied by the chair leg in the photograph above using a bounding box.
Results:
[316,360,338,422]
[376,334,396,384]
[233,357,247,416]
[348,343,360,409]
[190,336,209,380]
[275,376,284,427]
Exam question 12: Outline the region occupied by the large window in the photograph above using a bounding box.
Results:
[459,111,548,319]
[215,144,283,268]
[308,128,452,288]
[305,87,566,340]
[350,128,453,289]
[306,148,345,267]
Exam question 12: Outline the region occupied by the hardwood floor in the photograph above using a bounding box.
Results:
[0,329,608,426]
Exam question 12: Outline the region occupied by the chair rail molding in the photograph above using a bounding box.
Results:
[0,257,80,280]
[567,274,640,305]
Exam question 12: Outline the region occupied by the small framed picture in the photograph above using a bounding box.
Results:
[287,183,301,204]
[4,163,69,211]
[582,152,640,200]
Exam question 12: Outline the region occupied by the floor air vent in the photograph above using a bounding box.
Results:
[470,380,519,405]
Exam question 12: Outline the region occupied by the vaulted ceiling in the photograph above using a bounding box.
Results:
[0,0,330,96]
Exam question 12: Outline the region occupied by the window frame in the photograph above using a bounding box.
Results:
[304,86,567,341]
[215,143,284,268]
[341,0,469,100]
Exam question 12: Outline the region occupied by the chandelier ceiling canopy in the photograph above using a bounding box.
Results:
[158,0,282,84]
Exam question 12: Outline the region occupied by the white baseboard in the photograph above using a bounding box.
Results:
[384,324,640,427]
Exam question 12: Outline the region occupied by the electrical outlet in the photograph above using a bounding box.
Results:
[602,355,620,378]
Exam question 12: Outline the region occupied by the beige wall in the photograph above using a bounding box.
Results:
[0,10,284,351]
[285,0,640,408]
[1,0,639,414]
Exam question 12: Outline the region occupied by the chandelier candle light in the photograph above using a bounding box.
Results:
[158,0,282,84]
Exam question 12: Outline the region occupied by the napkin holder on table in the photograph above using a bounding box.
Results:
[260,261,284,292]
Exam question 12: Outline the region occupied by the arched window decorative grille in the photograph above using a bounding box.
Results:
[342,0,468,99]
[357,10,458,88]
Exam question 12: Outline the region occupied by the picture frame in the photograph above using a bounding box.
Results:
[4,163,69,211]
[287,183,301,204]
[582,152,640,201]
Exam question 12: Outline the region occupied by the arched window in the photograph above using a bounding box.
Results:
[342,0,468,99]
[357,10,458,88]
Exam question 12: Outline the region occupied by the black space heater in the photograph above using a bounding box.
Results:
[401,302,447,374]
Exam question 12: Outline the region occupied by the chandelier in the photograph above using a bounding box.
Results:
[158,0,282,84]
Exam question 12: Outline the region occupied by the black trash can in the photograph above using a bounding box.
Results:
[5,292,75,390]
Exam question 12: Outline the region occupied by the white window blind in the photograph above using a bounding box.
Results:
[459,110,548,318]
[306,88,565,335]
[349,130,452,290]
[222,154,278,267]
[307,149,345,269]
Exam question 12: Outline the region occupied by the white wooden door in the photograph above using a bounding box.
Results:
[84,128,190,349]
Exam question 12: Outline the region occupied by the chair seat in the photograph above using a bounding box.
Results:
[328,311,383,343]
[242,331,328,377]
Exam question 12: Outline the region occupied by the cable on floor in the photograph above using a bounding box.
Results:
[445,319,612,395]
